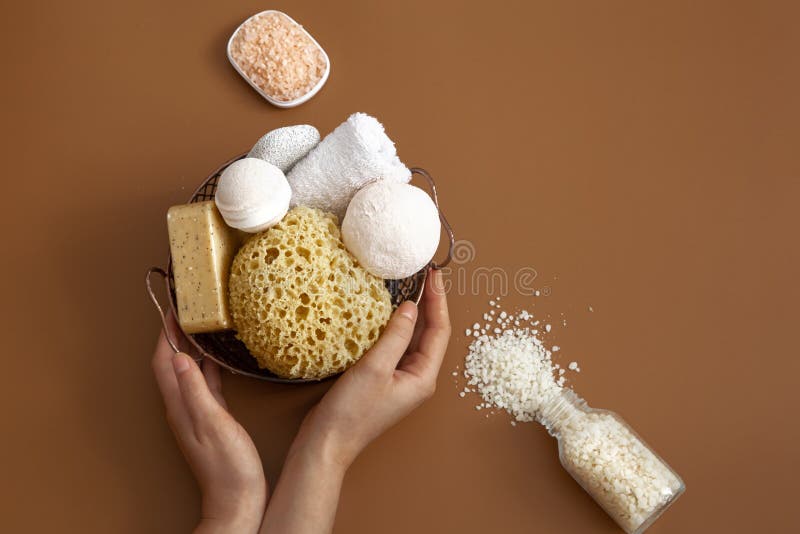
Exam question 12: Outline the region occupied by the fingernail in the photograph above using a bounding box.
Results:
[173,353,190,374]
[398,302,417,321]
[433,269,444,290]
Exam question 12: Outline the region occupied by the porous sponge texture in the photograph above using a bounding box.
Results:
[229,206,392,379]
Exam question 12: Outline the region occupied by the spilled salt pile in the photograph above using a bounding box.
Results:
[460,303,572,422]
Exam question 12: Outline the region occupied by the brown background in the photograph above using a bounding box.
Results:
[1,0,798,532]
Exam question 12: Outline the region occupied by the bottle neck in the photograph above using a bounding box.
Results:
[540,389,589,438]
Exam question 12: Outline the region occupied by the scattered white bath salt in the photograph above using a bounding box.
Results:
[510,421,517,427]
[520,310,530,320]
[473,331,480,338]
[483,313,490,321]
[489,300,496,306]
[473,322,480,330]
[452,371,458,377]
[490,309,495,316]
[465,328,472,336]
[532,320,540,326]
[545,324,552,333]
[500,311,507,319]
[476,405,482,411]
[559,368,565,375]
[568,361,579,371]
[493,328,502,334]
[459,391,466,398]
[552,346,560,352]
[464,328,563,423]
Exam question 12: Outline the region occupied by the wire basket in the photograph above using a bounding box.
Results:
[146,153,455,383]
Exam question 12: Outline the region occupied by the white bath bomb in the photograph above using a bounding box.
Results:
[287,113,411,220]
[215,158,291,233]
[342,181,441,279]
[248,125,320,172]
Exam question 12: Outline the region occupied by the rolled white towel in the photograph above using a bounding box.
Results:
[286,113,411,220]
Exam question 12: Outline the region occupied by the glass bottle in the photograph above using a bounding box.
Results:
[540,389,685,534]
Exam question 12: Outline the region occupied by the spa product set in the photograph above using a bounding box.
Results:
[147,9,684,533]
[165,113,443,380]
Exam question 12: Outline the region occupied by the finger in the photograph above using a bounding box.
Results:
[165,309,198,357]
[151,330,191,432]
[173,353,224,432]
[201,358,227,409]
[358,301,418,373]
[398,269,451,378]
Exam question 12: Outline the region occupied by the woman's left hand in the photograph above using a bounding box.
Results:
[152,316,267,533]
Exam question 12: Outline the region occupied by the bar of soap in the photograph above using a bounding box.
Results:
[167,201,245,334]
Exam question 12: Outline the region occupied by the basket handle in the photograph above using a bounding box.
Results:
[145,267,181,353]
[410,168,455,270]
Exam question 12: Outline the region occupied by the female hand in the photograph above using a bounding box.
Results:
[295,268,451,469]
[152,316,267,533]
[260,269,451,534]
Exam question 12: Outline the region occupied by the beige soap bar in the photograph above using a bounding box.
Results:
[167,201,245,334]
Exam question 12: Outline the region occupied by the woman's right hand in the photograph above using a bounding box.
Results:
[293,268,451,469]
[260,268,451,534]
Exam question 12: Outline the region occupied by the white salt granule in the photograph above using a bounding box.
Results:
[552,345,560,352]
[465,329,472,336]
[545,324,552,333]
[472,322,480,330]
[568,361,578,371]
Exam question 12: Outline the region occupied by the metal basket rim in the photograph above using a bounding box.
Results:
[150,152,453,383]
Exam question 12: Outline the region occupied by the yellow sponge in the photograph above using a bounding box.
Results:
[229,206,392,379]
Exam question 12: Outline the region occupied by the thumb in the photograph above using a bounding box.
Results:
[173,353,222,430]
[359,301,418,372]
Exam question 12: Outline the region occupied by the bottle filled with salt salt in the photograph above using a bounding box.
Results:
[540,390,685,534]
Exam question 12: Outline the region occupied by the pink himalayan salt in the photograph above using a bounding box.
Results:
[230,12,327,102]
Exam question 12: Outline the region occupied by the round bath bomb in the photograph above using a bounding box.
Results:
[229,206,393,379]
[342,181,441,279]
[248,125,320,172]
[215,158,291,233]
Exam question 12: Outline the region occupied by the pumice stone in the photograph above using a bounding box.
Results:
[248,125,320,172]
